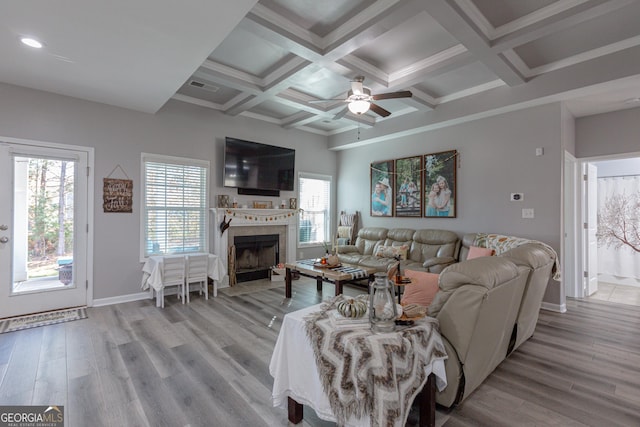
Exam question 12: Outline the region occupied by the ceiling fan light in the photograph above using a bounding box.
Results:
[348,100,370,115]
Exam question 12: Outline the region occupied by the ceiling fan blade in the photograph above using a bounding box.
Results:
[333,106,349,120]
[372,90,412,101]
[369,102,391,117]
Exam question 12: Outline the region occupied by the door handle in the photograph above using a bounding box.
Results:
[0,236,9,243]
[0,225,7,230]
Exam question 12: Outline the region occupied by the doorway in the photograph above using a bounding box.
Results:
[0,139,93,318]
[572,155,640,307]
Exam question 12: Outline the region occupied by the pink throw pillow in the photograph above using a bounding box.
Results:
[467,245,494,259]
[401,270,439,307]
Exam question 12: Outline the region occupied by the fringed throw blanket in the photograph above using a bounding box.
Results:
[304,296,447,427]
[474,232,562,281]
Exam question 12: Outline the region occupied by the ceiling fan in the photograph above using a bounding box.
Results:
[314,76,412,119]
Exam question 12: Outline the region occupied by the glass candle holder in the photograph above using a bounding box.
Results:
[369,272,397,333]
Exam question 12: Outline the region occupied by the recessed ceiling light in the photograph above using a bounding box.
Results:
[20,37,43,49]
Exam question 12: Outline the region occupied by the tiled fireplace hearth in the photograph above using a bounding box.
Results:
[210,208,297,287]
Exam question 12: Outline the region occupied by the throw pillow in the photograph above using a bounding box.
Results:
[401,270,439,307]
[467,245,494,259]
[374,244,409,260]
[337,225,352,239]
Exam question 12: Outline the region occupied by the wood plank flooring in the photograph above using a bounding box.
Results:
[1,279,639,426]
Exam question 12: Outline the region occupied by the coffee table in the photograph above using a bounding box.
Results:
[284,260,376,298]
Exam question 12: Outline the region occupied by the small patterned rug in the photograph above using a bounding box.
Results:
[0,307,87,333]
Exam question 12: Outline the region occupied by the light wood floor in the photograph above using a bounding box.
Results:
[1,278,640,426]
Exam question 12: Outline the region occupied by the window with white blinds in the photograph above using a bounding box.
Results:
[141,154,209,259]
[298,172,331,247]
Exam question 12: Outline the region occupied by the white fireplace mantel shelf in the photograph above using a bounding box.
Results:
[210,208,298,288]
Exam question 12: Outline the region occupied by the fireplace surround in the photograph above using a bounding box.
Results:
[210,208,298,288]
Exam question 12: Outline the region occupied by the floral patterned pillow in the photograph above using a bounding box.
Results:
[375,244,409,260]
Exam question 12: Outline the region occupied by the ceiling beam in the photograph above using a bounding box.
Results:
[422,0,526,86]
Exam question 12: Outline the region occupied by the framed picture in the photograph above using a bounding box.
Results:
[370,159,394,217]
[424,150,457,218]
[395,156,422,217]
[217,195,229,208]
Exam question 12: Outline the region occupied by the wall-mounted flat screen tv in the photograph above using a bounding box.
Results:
[224,137,295,192]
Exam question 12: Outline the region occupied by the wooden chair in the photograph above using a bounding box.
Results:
[159,255,185,308]
[185,254,209,302]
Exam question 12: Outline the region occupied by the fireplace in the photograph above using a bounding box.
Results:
[234,234,279,282]
[210,208,298,288]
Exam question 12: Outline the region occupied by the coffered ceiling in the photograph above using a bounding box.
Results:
[3,1,640,143]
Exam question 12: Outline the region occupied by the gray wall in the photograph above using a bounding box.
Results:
[0,83,334,300]
[575,107,640,158]
[336,103,564,303]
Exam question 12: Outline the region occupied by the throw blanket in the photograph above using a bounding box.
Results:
[473,233,561,280]
[304,296,447,427]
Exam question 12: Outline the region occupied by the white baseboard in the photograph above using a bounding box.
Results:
[541,301,566,313]
[92,291,151,307]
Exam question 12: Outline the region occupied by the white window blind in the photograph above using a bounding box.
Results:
[141,154,209,258]
[298,173,331,246]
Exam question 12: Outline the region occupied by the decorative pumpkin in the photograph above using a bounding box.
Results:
[327,254,340,266]
[336,296,368,318]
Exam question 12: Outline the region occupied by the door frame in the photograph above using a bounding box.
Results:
[563,151,580,300]
[1,135,94,307]
[572,151,640,301]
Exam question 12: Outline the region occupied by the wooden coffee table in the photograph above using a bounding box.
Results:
[284,260,376,298]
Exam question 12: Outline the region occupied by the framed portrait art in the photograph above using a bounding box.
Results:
[395,156,422,217]
[424,150,457,218]
[370,159,394,217]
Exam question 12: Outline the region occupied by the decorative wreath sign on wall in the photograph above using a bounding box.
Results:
[103,165,133,213]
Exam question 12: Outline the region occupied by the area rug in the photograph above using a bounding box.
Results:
[219,280,286,297]
[0,307,87,333]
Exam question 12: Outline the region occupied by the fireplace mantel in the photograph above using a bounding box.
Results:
[210,208,298,287]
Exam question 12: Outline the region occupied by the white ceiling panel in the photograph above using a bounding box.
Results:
[352,11,458,74]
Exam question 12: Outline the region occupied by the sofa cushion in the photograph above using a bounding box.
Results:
[467,246,494,259]
[386,228,415,244]
[356,255,396,270]
[428,257,522,318]
[354,227,388,255]
[401,270,439,307]
[409,229,460,263]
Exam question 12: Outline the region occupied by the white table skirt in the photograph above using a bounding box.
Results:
[269,304,448,426]
[140,253,226,292]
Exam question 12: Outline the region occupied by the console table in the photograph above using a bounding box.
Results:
[269,303,448,426]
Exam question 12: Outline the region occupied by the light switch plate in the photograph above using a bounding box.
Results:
[522,208,534,219]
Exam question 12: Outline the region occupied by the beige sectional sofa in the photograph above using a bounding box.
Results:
[338,227,558,408]
[430,238,557,407]
[336,227,460,274]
